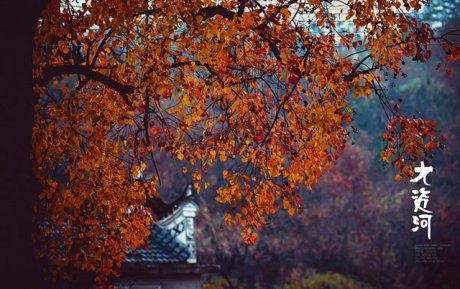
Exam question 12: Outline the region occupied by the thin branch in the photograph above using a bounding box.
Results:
[143,92,162,185]
[91,29,112,66]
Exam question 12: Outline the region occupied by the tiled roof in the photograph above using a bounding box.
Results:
[124,225,190,264]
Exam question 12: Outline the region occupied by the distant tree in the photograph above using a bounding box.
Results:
[417,0,460,28]
[33,0,459,284]
[277,272,374,289]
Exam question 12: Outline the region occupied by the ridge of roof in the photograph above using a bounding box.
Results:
[146,184,197,221]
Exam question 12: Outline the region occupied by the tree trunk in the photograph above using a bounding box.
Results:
[1,1,52,289]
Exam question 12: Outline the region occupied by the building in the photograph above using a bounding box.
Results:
[114,185,219,289]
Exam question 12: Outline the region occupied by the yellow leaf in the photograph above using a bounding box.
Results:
[210,149,216,158]
[283,198,290,209]
[219,153,227,162]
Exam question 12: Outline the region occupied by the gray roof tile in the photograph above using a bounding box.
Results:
[124,225,190,264]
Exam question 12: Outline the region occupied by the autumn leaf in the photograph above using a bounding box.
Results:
[288,74,298,84]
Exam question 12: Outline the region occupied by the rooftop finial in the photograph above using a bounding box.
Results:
[185,184,193,197]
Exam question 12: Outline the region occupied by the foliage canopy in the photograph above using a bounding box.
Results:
[32,0,459,283]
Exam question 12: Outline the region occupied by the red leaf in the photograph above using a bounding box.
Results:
[288,74,298,84]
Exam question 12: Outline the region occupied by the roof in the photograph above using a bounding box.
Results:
[146,184,196,221]
[124,225,190,264]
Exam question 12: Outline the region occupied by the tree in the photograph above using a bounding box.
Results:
[32,0,459,284]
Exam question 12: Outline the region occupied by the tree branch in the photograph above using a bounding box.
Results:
[40,65,135,105]
[91,29,112,66]
[199,5,235,20]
